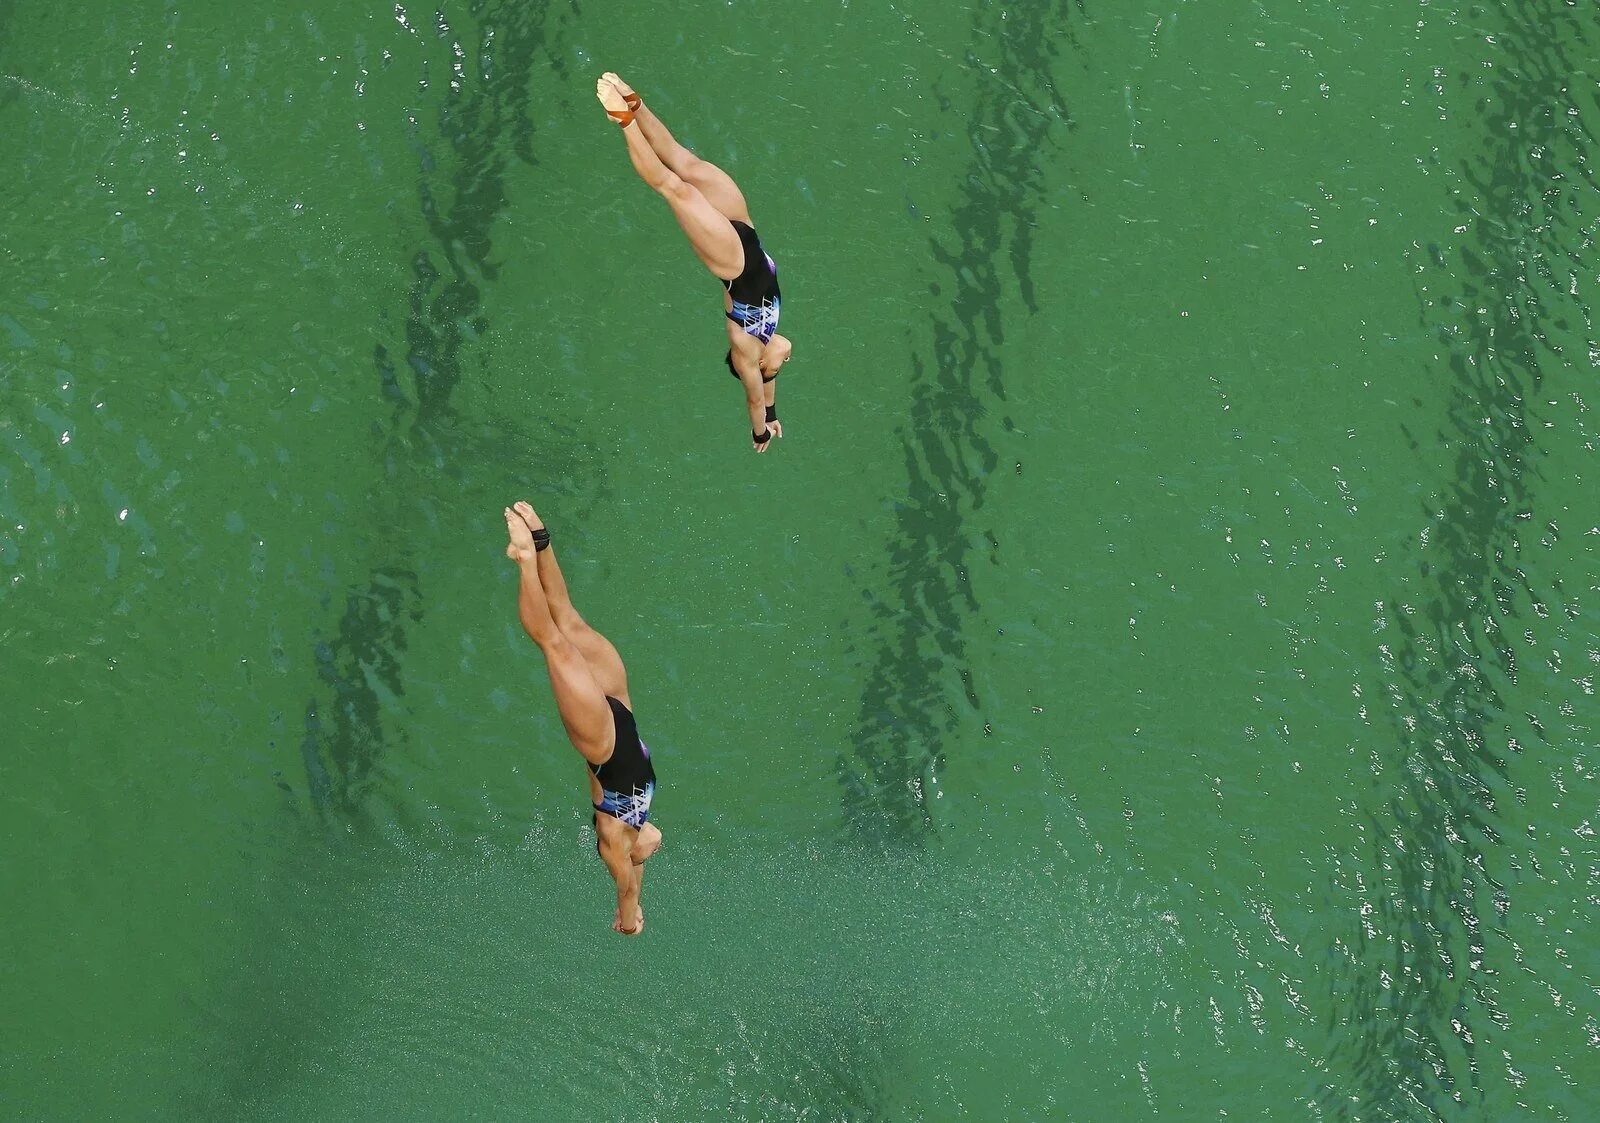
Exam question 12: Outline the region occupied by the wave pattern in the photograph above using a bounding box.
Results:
[298,1,572,826]
[1327,4,1596,1116]
[843,1,1082,840]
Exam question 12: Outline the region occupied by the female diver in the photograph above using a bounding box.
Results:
[504,500,662,936]
[596,72,792,452]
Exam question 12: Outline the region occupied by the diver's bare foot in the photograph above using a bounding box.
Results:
[596,77,629,117]
[602,72,637,105]
[614,905,644,936]
[632,822,663,864]
[504,506,536,561]
[512,500,545,535]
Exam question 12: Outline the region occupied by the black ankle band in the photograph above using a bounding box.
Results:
[531,527,551,552]
[753,428,772,445]
[765,404,777,423]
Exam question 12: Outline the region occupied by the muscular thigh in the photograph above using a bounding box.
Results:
[568,621,630,706]
[684,158,751,224]
[663,177,745,279]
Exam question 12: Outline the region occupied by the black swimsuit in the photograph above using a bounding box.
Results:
[590,697,655,828]
[724,220,781,343]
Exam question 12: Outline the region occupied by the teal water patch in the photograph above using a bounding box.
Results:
[1,312,37,349]
[175,832,1183,1120]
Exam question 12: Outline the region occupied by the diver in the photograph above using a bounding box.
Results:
[504,501,662,936]
[596,72,792,452]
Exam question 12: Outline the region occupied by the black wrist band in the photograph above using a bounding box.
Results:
[753,428,772,445]
[531,527,551,552]
[765,404,777,423]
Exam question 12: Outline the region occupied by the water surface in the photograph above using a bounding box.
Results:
[2,1,1596,1118]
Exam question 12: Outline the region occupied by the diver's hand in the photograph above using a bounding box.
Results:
[748,422,780,454]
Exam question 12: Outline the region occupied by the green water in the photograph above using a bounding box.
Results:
[3,0,1596,1118]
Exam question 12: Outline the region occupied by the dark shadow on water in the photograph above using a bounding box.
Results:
[296,0,576,831]
[187,2,580,1112]
[1324,3,1595,1117]
[844,0,1082,842]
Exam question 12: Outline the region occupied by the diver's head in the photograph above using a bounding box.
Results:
[723,334,793,380]
[764,333,793,372]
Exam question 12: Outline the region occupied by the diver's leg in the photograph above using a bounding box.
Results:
[510,502,630,705]
[603,73,751,223]
[505,508,616,765]
[599,79,743,280]
[677,155,752,227]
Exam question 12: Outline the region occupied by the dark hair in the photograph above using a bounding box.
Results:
[724,349,739,380]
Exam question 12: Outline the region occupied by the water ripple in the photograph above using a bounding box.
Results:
[1326,3,1598,1116]
[844,0,1083,842]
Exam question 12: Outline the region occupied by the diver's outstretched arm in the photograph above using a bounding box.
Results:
[597,826,641,933]
[728,340,772,450]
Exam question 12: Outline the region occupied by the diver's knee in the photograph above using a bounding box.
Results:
[657,170,694,203]
[553,605,590,634]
